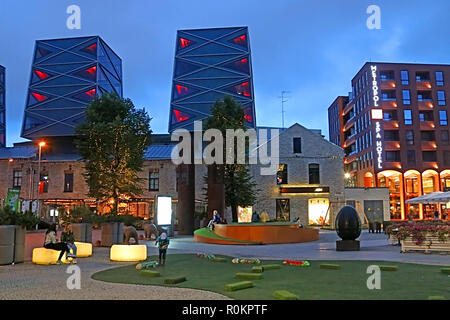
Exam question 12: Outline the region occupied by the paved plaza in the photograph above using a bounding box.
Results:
[0,230,448,300]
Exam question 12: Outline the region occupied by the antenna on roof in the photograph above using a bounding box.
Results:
[279,91,289,129]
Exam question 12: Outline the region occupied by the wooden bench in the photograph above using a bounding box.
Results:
[401,236,450,253]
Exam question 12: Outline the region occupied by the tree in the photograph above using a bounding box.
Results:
[75,93,152,213]
[205,95,259,222]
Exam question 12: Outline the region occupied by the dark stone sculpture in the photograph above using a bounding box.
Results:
[335,206,361,251]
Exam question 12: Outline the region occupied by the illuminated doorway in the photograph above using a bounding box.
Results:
[308,198,330,226]
[404,170,421,220]
[422,170,439,219]
[377,170,403,220]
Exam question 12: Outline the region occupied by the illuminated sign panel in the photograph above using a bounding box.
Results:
[371,65,383,170]
[156,195,172,225]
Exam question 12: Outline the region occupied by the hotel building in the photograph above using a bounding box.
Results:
[328,62,450,221]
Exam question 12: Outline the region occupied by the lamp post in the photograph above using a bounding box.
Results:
[36,141,46,219]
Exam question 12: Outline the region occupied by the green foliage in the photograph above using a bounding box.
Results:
[205,96,259,222]
[75,92,152,212]
[61,206,100,224]
[0,206,40,229]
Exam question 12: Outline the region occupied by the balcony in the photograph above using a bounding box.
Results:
[343,116,356,132]
[380,100,398,109]
[384,141,401,150]
[418,100,434,110]
[416,81,432,91]
[380,80,397,90]
[421,141,438,151]
[383,120,399,130]
[343,102,354,115]
[419,121,436,130]
[381,161,402,171]
[343,134,356,147]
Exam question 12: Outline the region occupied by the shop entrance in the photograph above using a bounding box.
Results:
[276,199,290,221]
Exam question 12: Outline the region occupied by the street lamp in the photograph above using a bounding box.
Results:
[36,141,46,219]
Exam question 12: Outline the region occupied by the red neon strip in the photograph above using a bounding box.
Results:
[176,84,188,95]
[179,38,192,48]
[85,44,97,53]
[174,110,190,122]
[85,88,96,97]
[86,66,97,75]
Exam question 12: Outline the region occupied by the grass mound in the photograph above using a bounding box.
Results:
[320,264,341,270]
[225,281,253,291]
[235,272,263,280]
[164,276,186,284]
[273,290,299,300]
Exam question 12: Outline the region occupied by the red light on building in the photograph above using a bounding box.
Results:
[173,109,191,123]
[86,66,97,75]
[31,92,48,102]
[179,38,193,49]
[235,82,250,97]
[176,84,188,95]
[35,70,50,80]
[233,35,246,45]
[84,43,97,54]
[39,181,44,194]
[85,89,96,97]
[8,158,14,163]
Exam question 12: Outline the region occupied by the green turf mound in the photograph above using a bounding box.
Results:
[194,228,263,245]
[140,270,160,277]
[164,276,186,284]
[252,266,263,273]
[262,264,281,271]
[213,257,227,262]
[273,290,299,300]
[380,265,399,271]
[427,296,445,300]
[225,281,254,291]
[320,264,341,270]
[441,268,450,274]
[235,272,263,280]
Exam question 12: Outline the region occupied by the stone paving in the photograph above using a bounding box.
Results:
[0,230,448,300]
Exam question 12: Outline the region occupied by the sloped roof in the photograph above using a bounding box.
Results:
[144,144,174,160]
[0,146,37,159]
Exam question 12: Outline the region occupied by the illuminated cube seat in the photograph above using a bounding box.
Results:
[74,242,92,258]
[32,248,71,265]
[32,242,92,265]
[110,244,147,262]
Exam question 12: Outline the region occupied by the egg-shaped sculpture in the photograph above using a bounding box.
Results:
[335,206,361,240]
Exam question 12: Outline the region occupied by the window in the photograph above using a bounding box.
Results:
[419,111,433,122]
[406,130,414,145]
[293,137,301,153]
[436,71,444,86]
[386,151,400,162]
[381,90,396,101]
[383,110,397,120]
[13,170,22,188]
[445,151,450,166]
[384,130,400,141]
[404,109,412,125]
[402,90,411,105]
[437,91,446,106]
[380,70,394,81]
[64,173,73,192]
[401,70,409,85]
[441,130,449,145]
[149,169,159,191]
[423,151,437,162]
[416,71,430,82]
[407,150,416,165]
[439,110,448,125]
[40,174,49,193]
[421,131,435,141]
[308,163,320,184]
[277,164,288,185]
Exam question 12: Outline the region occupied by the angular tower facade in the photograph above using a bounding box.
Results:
[21,36,122,139]
[0,65,5,147]
[169,26,256,132]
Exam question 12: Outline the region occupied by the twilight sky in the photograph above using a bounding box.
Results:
[0,0,449,146]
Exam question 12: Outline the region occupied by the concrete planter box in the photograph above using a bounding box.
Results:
[401,234,450,253]
[0,225,15,265]
[101,222,124,247]
[72,223,93,243]
[14,226,26,263]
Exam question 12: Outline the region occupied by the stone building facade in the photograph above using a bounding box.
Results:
[249,123,346,228]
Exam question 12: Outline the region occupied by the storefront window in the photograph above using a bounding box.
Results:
[378,171,402,220]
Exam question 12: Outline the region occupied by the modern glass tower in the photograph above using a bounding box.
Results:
[0,65,5,147]
[169,26,256,132]
[21,36,122,139]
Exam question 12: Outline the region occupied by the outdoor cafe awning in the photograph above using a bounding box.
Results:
[405,191,450,204]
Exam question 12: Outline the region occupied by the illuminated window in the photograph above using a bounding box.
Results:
[64,173,73,192]
[276,164,287,185]
[401,70,409,85]
[402,90,411,105]
[437,91,446,106]
[439,110,448,125]
[403,109,412,125]
[435,71,444,86]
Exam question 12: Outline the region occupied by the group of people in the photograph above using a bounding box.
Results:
[44,222,171,266]
[44,223,77,265]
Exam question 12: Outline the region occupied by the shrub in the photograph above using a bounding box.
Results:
[386,221,450,245]
[0,206,40,229]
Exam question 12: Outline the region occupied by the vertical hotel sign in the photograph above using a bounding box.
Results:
[370,65,383,170]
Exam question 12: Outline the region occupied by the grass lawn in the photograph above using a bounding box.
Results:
[91,254,448,300]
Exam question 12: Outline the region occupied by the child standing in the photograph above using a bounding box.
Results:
[61,224,77,264]
[155,232,169,266]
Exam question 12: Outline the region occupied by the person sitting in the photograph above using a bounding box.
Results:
[61,223,77,264]
[123,225,139,245]
[44,223,72,265]
[207,210,221,230]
